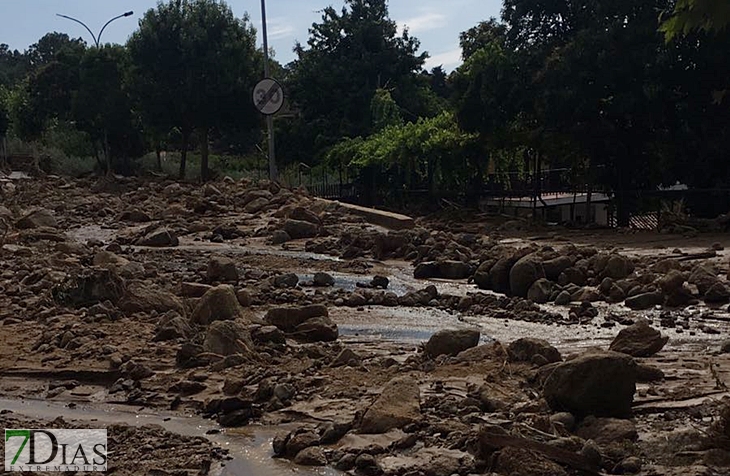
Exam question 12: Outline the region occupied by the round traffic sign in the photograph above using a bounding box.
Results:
[253,78,284,115]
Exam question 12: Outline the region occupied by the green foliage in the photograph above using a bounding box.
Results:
[0,44,28,88]
[0,86,9,137]
[370,88,403,132]
[661,0,730,39]
[127,0,262,180]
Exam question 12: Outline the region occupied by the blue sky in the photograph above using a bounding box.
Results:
[1,0,501,70]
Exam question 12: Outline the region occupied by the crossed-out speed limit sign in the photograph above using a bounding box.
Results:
[252,78,284,115]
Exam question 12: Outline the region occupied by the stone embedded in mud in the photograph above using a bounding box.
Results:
[704,282,730,303]
[203,320,254,356]
[609,320,668,357]
[510,254,546,297]
[624,291,664,310]
[508,338,562,364]
[636,363,665,382]
[425,329,480,357]
[543,256,573,281]
[118,282,185,315]
[285,431,320,458]
[273,272,299,288]
[602,254,635,280]
[575,416,638,445]
[283,219,318,239]
[559,267,587,286]
[359,376,421,434]
[689,265,721,296]
[137,227,179,247]
[153,312,193,341]
[543,349,637,418]
[294,446,327,466]
[488,256,517,294]
[371,275,389,289]
[92,251,129,271]
[294,315,339,342]
[473,259,494,289]
[265,305,328,332]
[191,285,245,325]
[244,197,269,214]
[288,206,322,225]
[331,348,362,367]
[271,229,291,244]
[206,256,238,283]
[554,290,572,306]
[413,260,473,280]
[16,208,58,229]
[53,268,126,307]
[236,288,252,307]
[346,292,367,307]
[120,360,154,381]
[252,325,285,344]
[659,269,686,295]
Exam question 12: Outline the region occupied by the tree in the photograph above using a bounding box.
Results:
[284,0,427,163]
[26,32,86,68]
[0,44,28,88]
[128,0,261,181]
[661,0,730,39]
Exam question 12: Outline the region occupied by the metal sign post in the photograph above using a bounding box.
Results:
[259,0,278,182]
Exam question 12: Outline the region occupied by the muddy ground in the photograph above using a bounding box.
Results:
[1,174,730,476]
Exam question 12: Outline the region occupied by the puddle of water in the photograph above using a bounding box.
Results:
[0,398,339,476]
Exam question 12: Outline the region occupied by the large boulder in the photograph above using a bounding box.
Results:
[191,285,245,325]
[543,350,637,418]
[153,312,193,341]
[294,315,339,342]
[489,256,517,294]
[425,329,480,357]
[542,256,573,281]
[203,320,254,356]
[414,261,473,280]
[207,256,239,282]
[658,270,686,295]
[704,282,730,303]
[609,320,668,357]
[508,338,561,364]
[16,208,58,229]
[624,291,664,310]
[265,305,329,332]
[602,255,634,279]
[118,209,152,222]
[283,219,318,239]
[137,228,179,247]
[473,260,495,290]
[118,282,185,315]
[288,206,321,225]
[574,416,638,446]
[509,254,545,297]
[689,265,721,296]
[360,376,421,434]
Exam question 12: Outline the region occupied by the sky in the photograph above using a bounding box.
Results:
[1,0,502,71]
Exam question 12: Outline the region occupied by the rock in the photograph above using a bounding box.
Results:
[602,254,634,279]
[609,320,668,357]
[721,341,730,353]
[496,446,567,476]
[285,431,320,458]
[294,446,327,466]
[294,315,339,342]
[191,285,245,325]
[207,256,238,282]
[606,284,627,303]
[53,268,126,307]
[251,325,285,344]
[346,293,367,307]
[425,329,480,357]
[689,265,720,296]
[118,209,152,222]
[508,338,562,364]
[273,273,298,288]
[360,376,421,434]
[624,291,664,310]
[313,272,335,287]
[550,412,576,431]
[265,305,328,332]
[16,208,58,229]
[137,228,179,247]
[489,256,517,294]
[236,289,252,307]
[636,363,665,382]
[203,320,254,356]
[543,350,637,418]
[120,360,154,381]
[651,258,681,274]
[244,197,269,214]
[288,206,321,225]
[153,313,192,341]
[473,260,494,289]
[331,348,362,367]
[543,256,573,281]
[283,219,318,239]
[118,282,185,315]
[92,251,129,270]
[181,282,212,298]
[575,416,638,445]
[659,269,686,295]
[527,278,554,303]
[271,229,291,244]
[414,260,473,280]
[371,275,389,289]
[559,267,586,286]
[614,457,642,474]
[509,254,546,297]
[554,290,572,306]
[705,282,730,303]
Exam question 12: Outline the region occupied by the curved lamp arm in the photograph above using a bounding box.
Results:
[56,13,98,46]
[97,11,134,46]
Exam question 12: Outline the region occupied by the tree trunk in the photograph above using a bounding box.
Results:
[155,146,162,172]
[104,130,112,177]
[179,132,188,180]
[200,128,209,182]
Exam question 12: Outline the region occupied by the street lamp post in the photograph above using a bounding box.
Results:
[56,11,134,47]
